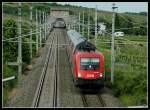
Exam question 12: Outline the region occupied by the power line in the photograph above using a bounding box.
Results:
[3,31,41,42]
[2,40,72,45]
[3,26,50,42]
[2,22,49,30]
[3,29,37,38]
[2,26,31,30]
[3,40,147,45]
[108,26,147,31]
[73,21,147,35]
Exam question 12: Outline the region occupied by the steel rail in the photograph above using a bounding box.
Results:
[81,94,88,107]
[31,32,54,107]
[53,29,59,107]
[97,94,107,107]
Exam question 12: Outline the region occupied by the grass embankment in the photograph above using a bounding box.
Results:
[90,35,147,106]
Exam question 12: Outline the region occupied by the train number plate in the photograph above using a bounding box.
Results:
[87,74,94,78]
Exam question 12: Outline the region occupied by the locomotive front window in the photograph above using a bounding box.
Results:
[80,58,100,70]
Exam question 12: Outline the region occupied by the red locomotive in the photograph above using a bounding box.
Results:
[67,30,105,87]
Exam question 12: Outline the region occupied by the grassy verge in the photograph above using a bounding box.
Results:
[3,64,18,106]
[89,35,147,106]
[113,39,147,106]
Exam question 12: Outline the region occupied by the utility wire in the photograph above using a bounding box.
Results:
[3,31,41,41]
[2,23,48,30]
[3,40,148,45]
[2,26,31,30]
[108,26,147,31]
[3,26,50,41]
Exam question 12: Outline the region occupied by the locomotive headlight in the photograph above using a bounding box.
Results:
[100,73,103,77]
[78,73,81,78]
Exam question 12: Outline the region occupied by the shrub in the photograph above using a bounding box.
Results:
[3,19,18,62]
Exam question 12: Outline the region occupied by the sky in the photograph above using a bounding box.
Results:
[55,2,148,13]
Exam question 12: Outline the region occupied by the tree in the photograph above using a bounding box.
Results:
[3,19,18,62]
[115,13,122,29]
[139,12,147,16]
[125,17,133,34]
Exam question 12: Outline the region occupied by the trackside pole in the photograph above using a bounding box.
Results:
[111,3,118,84]
[18,2,22,80]
[30,3,33,60]
[79,12,80,33]
[36,9,38,53]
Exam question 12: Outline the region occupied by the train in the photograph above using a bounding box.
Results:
[67,30,105,87]
[53,18,66,28]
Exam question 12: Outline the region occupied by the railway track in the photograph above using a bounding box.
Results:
[64,30,107,107]
[81,94,107,107]
[32,28,71,107]
[32,28,107,107]
[97,94,107,107]
[53,29,59,107]
[32,30,58,107]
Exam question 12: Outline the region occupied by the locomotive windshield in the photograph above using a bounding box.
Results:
[80,58,100,70]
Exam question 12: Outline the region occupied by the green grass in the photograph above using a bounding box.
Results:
[3,87,9,106]
[3,64,18,106]
[124,35,147,42]
[113,35,147,106]
[89,35,147,106]
[119,95,136,106]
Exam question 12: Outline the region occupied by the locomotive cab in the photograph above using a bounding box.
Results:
[67,30,105,88]
[74,52,105,87]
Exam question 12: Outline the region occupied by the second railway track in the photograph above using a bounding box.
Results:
[32,29,59,107]
[53,29,59,107]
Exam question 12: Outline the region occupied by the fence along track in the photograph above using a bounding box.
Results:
[32,31,55,107]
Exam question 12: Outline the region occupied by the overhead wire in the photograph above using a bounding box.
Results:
[3,31,41,42]
[3,38,148,45]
